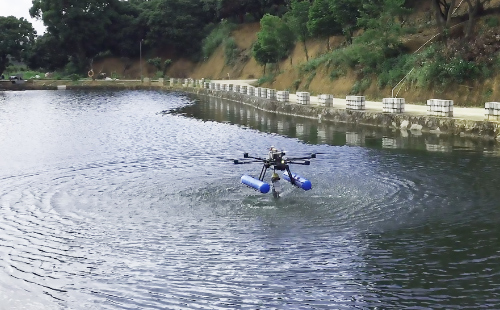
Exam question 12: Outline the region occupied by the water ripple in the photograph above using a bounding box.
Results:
[1,90,500,309]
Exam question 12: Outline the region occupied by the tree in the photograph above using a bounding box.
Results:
[307,0,342,50]
[104,0,146,58]
[284,0,311,61]
[30,0,120,72]
[141,0,214,56]
[147,57,172,77]
[431,0,457,35]
[354,0,411,71]
[253,14,295,73]
[330,0,362,45]
[26,33,69,71]
[0,16,36,75]
[215,0,288,22]
[464,0,490,38]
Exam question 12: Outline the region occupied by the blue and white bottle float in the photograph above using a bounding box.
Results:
[282,172,312,191]
[240,175,271,193]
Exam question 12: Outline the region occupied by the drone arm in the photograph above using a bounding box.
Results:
[286,154,316,161]
[287,160,311,165]
[234,159,264,164]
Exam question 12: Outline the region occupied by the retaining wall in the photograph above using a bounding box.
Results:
[3,80,499,140]
[175,86,500,140]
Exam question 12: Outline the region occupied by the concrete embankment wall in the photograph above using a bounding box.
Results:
[3,80,500,140]
[174,86,500,141]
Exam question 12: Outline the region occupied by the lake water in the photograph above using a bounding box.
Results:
[1,90,500,309]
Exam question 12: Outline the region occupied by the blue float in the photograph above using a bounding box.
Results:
[282,172,312,191]
[241,175,271,193]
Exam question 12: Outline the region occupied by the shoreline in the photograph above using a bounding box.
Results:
[2,79,499,141]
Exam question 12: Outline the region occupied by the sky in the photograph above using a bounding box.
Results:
[0,0,46,35]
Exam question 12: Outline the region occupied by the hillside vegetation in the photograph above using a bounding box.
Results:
[123,0,500,107]
[193,1,500,106]
[6,0,500,107]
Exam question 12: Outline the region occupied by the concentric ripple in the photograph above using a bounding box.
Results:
[0,90,500,309]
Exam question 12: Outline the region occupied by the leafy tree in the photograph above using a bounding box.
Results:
[357,0,410,52]
[352,0,411,75]
[147,57,172,77]
[215,0,288,22]
[26,33,69,71]
[330,0,362,45]
[307,0,342,50]
[141,0,214,56]
[284,0,311,61]
[30,0,120,72]
[253,14,294,73]
[0,16,36,75]
[104,0,146,58]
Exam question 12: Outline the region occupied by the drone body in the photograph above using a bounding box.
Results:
[234,147,316,198]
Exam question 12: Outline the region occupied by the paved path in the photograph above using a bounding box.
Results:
[210,79,492,122]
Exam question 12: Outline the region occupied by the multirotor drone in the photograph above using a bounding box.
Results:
[234,146,316,198]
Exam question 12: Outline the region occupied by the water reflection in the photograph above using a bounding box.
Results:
[174,95,500,155]
[2,90,500,309]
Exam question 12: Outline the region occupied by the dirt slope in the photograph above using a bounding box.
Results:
[95,2,500,107]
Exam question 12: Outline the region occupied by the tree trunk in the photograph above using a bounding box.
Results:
[464,0,484,39]
[0,55,8,76]
[432,0,446,32]
[302,40,309,61]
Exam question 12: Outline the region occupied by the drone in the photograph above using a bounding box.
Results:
[234,146,316,198]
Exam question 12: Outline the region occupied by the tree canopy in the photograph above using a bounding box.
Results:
[307,0,342,50]
[0,0,483,77]
[30,0,120,70]
[0,16,36,74]
[253,14,295,73]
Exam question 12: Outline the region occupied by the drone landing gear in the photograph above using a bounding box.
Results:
[271,172,281,199]
[236,148,315,196]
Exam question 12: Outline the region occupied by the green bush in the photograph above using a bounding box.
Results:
[485,17,499,28]
[224,38,239,65]
[257,73,276,85]
[351,78,371,95]
[67,74,80,81]
[201,21,236,60]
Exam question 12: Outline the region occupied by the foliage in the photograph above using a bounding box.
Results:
[485,16,499,28]
[329,0,361,44]
[202,21,237,60]
[213,0,289,22]
[351,77,371,95]
[30,0,123,72]
[253,14,295,72]
[224,38,239,65]
[409,45,482,88]
[26,33,69,72]
[147,57,172,78]
[257,73,277,85]
[283,0,311,60]
[307,0,342,49]
[0,16,36,75]
[140,0,214,57]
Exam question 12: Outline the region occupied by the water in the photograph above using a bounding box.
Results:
[1,90,500,309]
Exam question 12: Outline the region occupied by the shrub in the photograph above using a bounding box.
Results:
[201,21,236,60]
[224,38,239,65]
